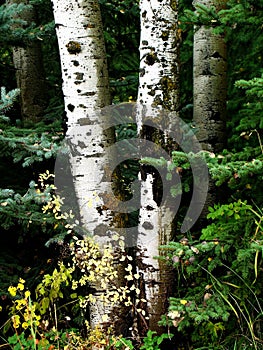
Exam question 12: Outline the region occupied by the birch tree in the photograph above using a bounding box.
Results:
[136,0,180,333]
[52,0,121,329]
[8,0,47,122]
[193,0,227,153]
[193,0,227,211]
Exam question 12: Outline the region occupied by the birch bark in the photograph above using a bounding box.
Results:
[136,0,180,334]
[52,0,111,237]
[193,0,227,213]
[52,0,119,329]
[8,0,47,122]
[193,0,227,152]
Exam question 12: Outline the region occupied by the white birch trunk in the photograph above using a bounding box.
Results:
[52,0,118,329]
[136,0,179,333]
[52,0,111,237]
[137,0,180,112]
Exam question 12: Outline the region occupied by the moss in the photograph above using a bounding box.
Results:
[160,76,177,96]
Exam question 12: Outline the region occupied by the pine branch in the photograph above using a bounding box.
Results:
[0,86,20,121]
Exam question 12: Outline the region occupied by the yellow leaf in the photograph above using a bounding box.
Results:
[17,283,24,291]
[22,322,28,329]
[205,284,212,290]
[125,275,133,281]
[25,290,31,298]
[180,299,188,305]
[102,314,109,322]
[12,315,20,328]
[8,286,17,297]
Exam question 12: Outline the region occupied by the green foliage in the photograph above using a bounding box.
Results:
[0,252,23,298]
[3,201,154,348]
[99,0,139,102]
[113,337,134,349]
[234,76,263,136]
[0,2,54,48]
[140,330,172,350]
[0,173,65,240]
[160,200,263,349]
[1,0,263,349]
[155,40,263,346]
[181,3,220,28]
[8,332,36,350]
[35,262,72,315]
[0,122,62,166]
[0,86,20,121]
[0,2,31,43]
[236,75,263,98]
